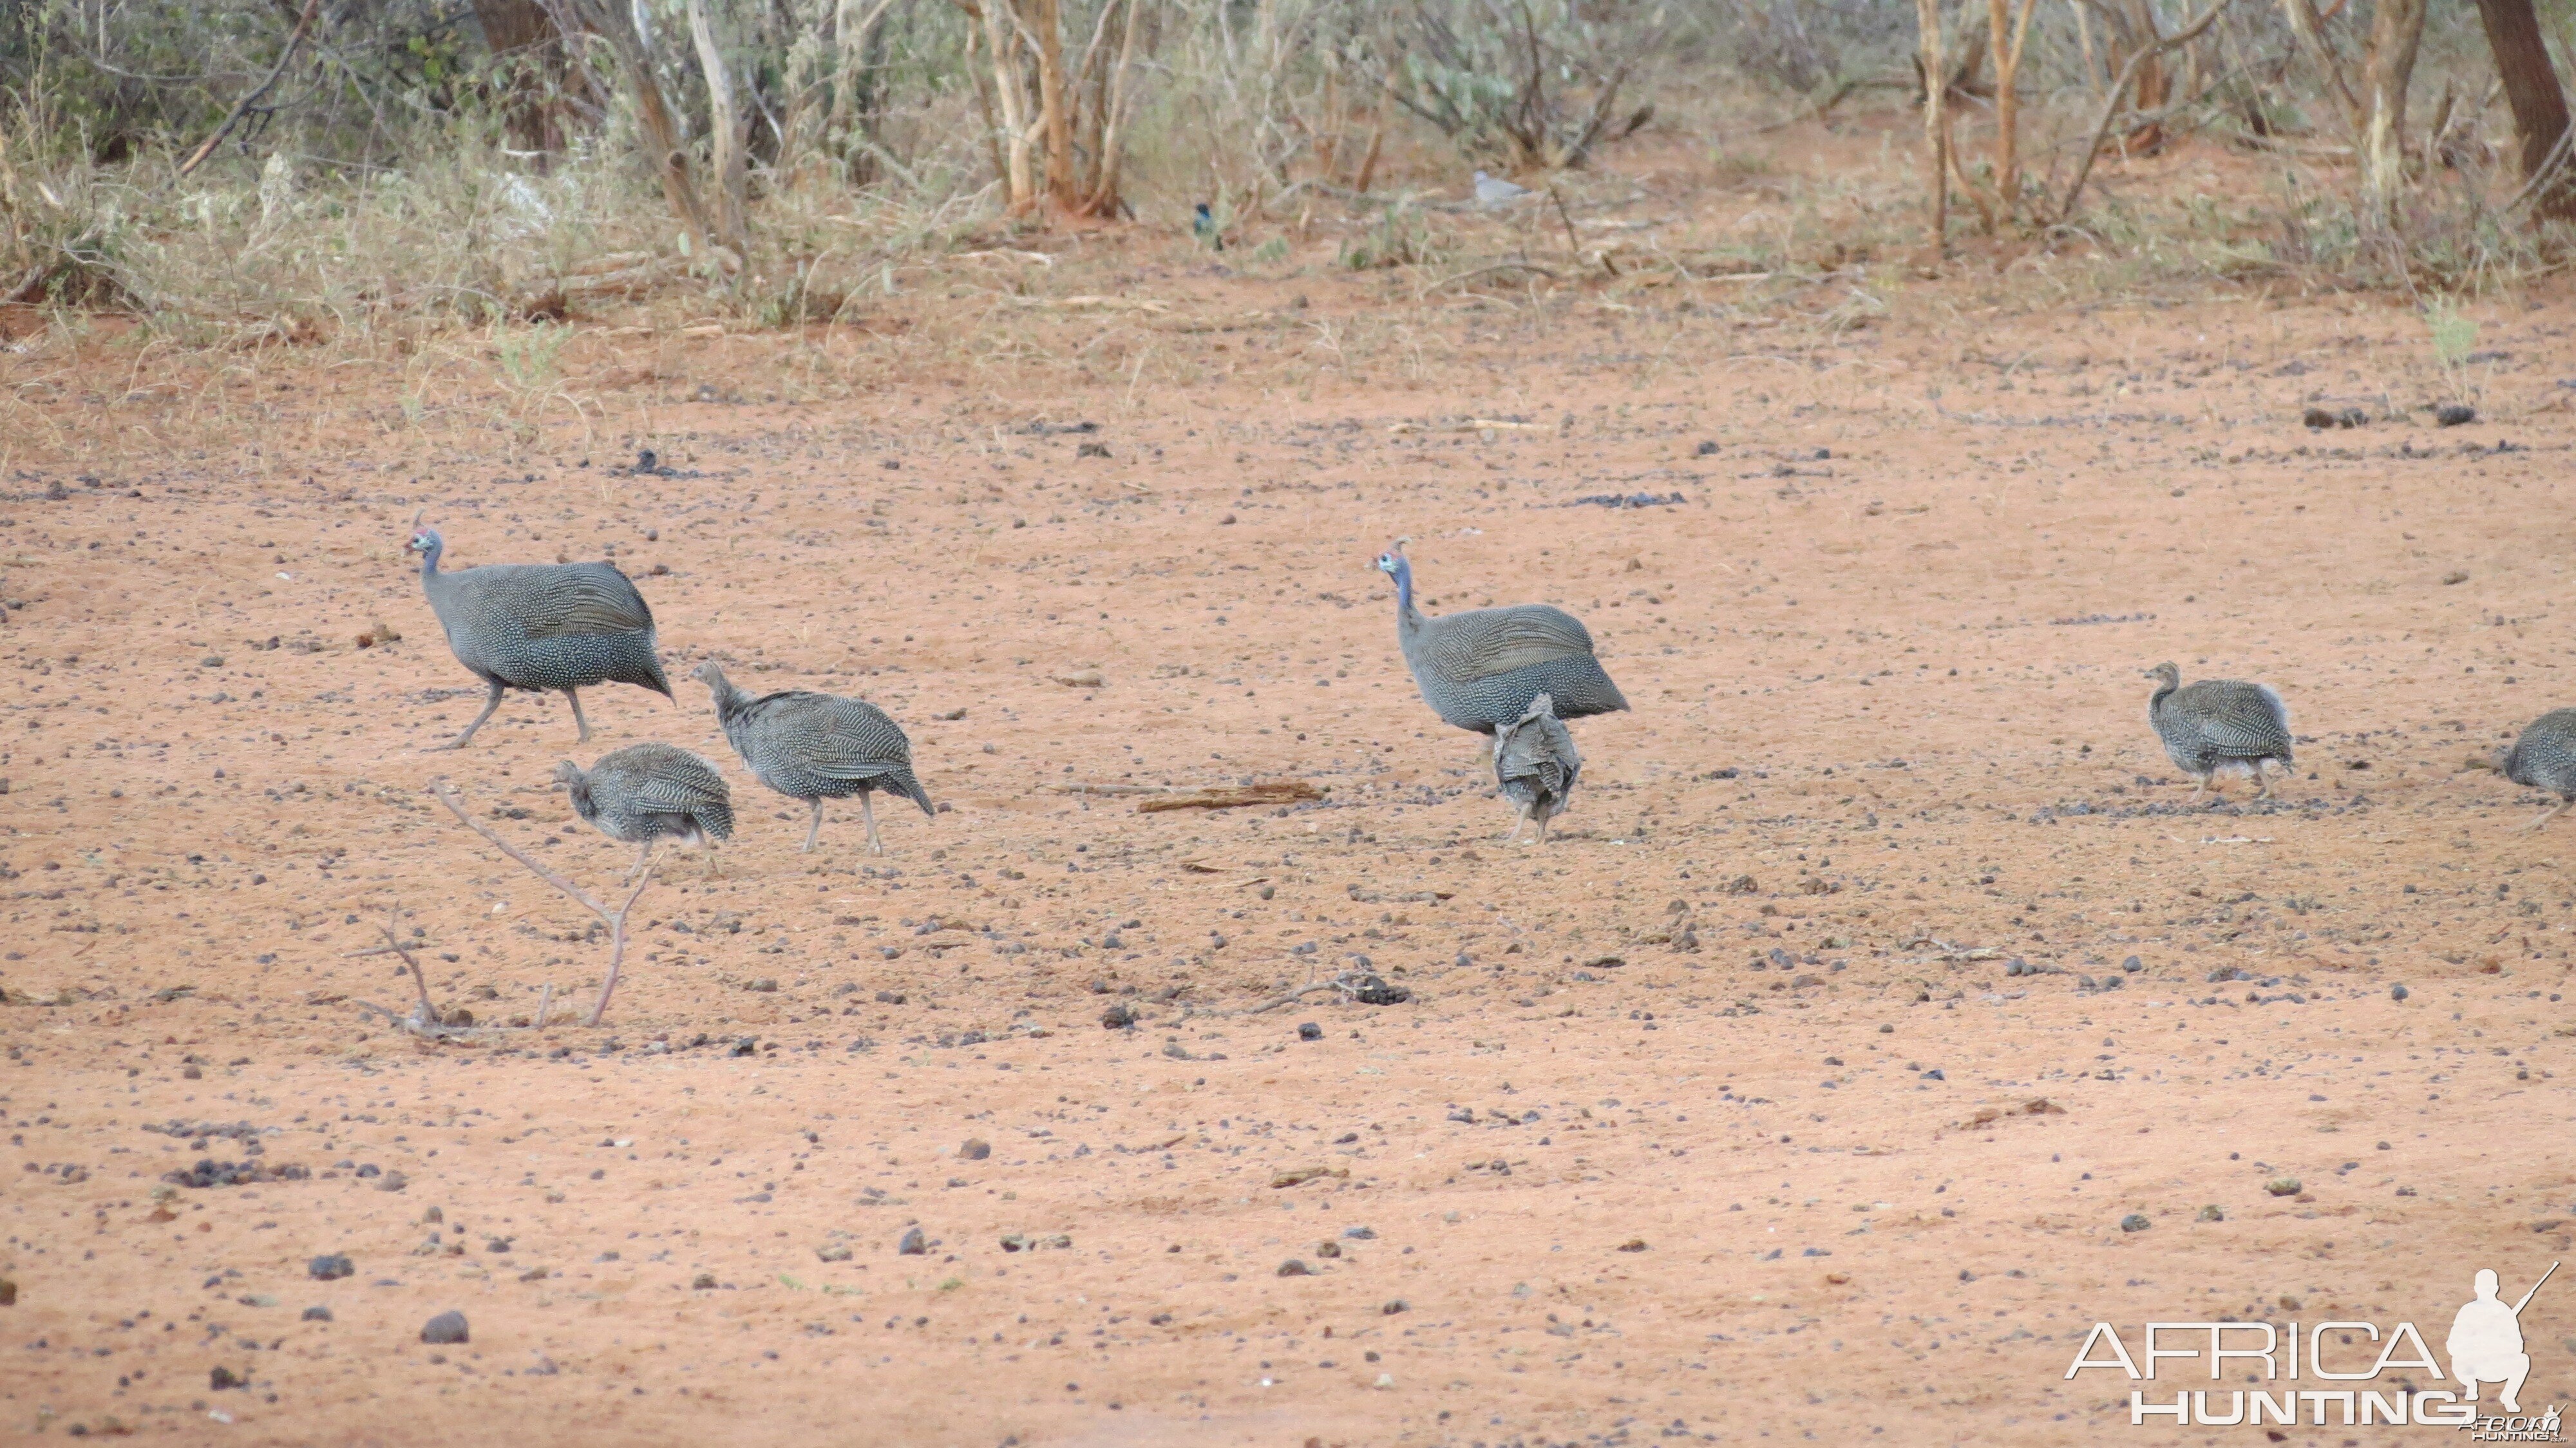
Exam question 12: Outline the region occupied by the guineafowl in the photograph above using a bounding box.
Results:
[1494,693,1580,844]
[408,522,671,749]
[1375,544,1629,748]
[553,742,734,880]
[2504,709,2576,830]
[694,662,932,854]
[2145,662,2293,803]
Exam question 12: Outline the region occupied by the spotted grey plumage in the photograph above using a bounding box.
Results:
[1493,693,1580,843]
[2145,662,2292,802]
[2505,708,2576,830]
[1374,545,1629,743]
[694,662,932,854]
[408,524,671,748]
[552,742,734,880]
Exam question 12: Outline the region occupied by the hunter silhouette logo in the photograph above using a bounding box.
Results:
[2452,1264,2554,1416]
[2065,1260,2562,1433]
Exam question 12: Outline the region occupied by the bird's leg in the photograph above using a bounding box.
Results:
[702,844,719,881]
[565,687,592,744]
[1535,809,1551,845]
[435,680,507,750]
[860,793,883,855]
[801,800,824,854]
[2254,762,2275,799]
[627,840,655,885]
[1501,806,1525,844]
[2188,772,2210,804]
[2527,800,2572,832]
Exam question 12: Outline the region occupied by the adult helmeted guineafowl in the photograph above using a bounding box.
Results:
[693,662,932,855]
[1494,692,1580,844]
[1374,544,1628,746]
[2504,709,2576,830]
[553,742,734,879]
[2145,662,2293,803]
[408,522,672,749]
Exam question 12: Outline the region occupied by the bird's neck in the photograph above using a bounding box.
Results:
[1392,562,1421,628]
[2148,680,2176,714]
[417,544,441,586]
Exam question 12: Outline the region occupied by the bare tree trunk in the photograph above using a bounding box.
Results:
[960,17,1013,197]
[1024,0,1076,210]
[473,0,570,159]
[831,0,900,176]
[976,0,1040,211]
[2472,0,2576,220]
[556,0,717,244]
[1082,0,1143,215]
[1916,0,1950,247]
[2277,0,2363,136]
[2357,0,2426,220]
[687,0,750,252]
[1989,0,2041,218]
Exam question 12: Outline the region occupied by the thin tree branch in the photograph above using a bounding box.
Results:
[2057,0,2233,222]
[431,781,653,1026]
[176,0,327,179]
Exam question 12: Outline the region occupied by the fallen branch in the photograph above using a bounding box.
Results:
[1423,262,1561,293]
[433,782,656,1026]
[176,0,327,179]
[1137,781,1323,813]
[1003,294,1169,313]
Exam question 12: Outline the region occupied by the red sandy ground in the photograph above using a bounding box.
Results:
[1,193,2572,1447]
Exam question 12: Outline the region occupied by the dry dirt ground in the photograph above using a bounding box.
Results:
[3,206,2575,1447]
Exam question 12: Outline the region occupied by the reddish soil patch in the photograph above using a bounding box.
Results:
[1,252,2571,1445]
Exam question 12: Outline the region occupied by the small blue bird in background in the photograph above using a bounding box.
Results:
[1192,202,1224,250]
[1473,170,1531,207]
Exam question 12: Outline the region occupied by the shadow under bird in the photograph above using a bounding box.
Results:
[2145,662,2293,802]
[553,742,734,879]
[1494,692,1580,843]
[2504,708,2576,830]
[407,522,671,748]
[1375,543,1629,750]
[694,662,932,854]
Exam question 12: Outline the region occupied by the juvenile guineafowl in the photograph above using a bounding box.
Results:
[2504,709,2576,830]
[694,662,932,854]
[552,742,734,879]
[1375,544,1628,746]
[2145,662,2293,803]
[1494,693,1580,843]
[408,523,671,749]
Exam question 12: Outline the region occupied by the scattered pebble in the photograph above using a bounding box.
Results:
[2119,1214,2152,1233]
[1276,1259,1312,1277]
[2197,1205,2224,1222]
[307,1253,353,1281]
[421,1311,469,1345]
[960,1138,991,1161]
[302,1306,332,1322]
[2436,403,2477,426]
[2265,1177,2302,1197]
[897,1226,927,1255]
[2391,983,2409,1002]
[1296,1022,1322,1041]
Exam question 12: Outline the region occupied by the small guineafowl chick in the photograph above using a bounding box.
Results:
[408,521,671,749]
[553,742,734,879]
[2504,708,2576,830]
[694,662,931,855]
[1494,693,1580,844]
[1375,542,1628,752]
[2145,662,2293,803]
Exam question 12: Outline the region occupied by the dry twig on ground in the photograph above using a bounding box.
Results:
[432,782,656,1026]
